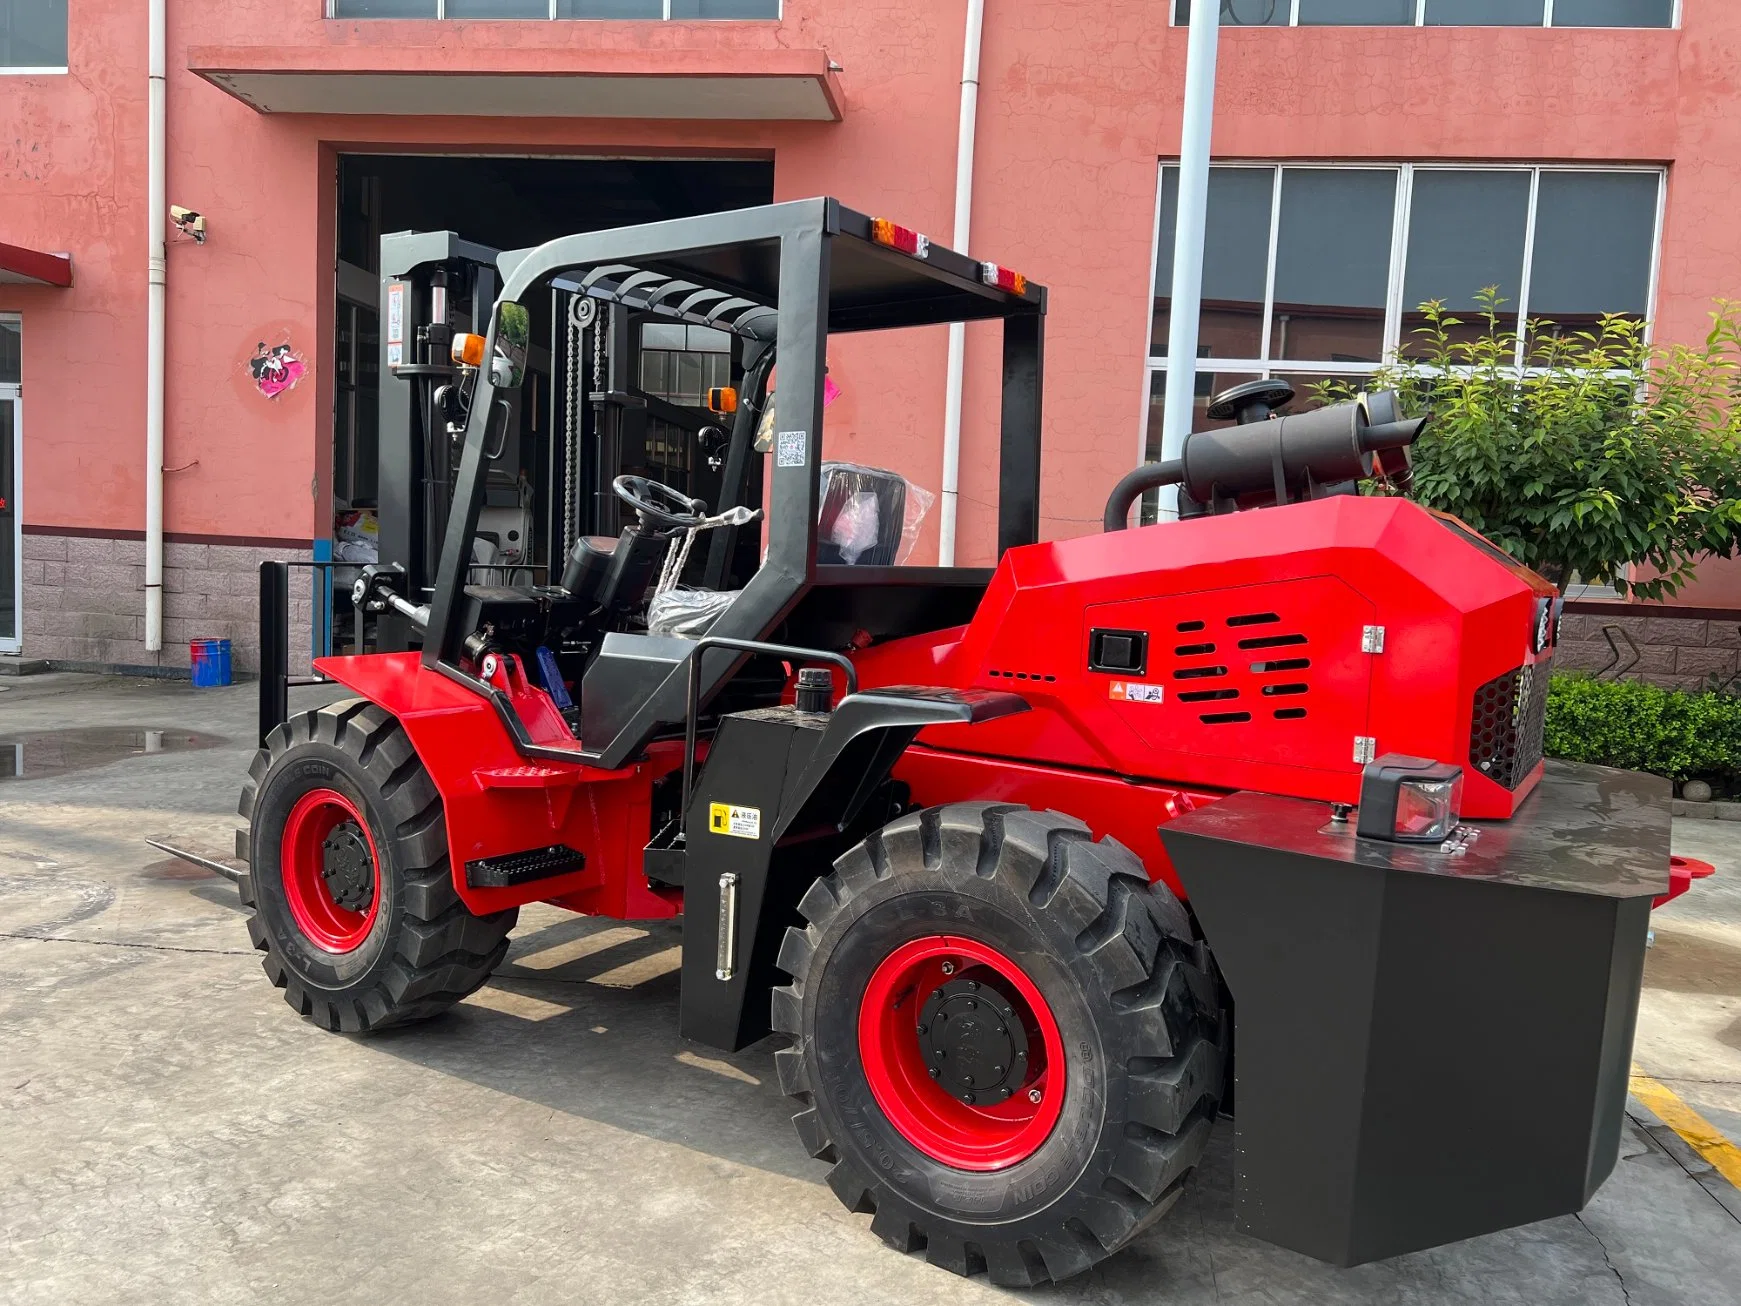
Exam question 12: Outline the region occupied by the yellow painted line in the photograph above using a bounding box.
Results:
[512,925,648,971]
[589,945,684,989]
[1631,1067,1741,1191]
[464,985,570,1023]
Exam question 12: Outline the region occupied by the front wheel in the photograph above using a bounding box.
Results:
[772,803,1227,1286]
[238,699,517,1032]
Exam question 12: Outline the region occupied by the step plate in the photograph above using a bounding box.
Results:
[465,843,587,889]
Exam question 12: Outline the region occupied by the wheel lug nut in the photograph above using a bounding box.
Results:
[962,1092,975,1105]
[1028,1088,1043,1104]
[965,999,977,1009]
[916,1024,927,1035]
[966,980,979,992]
[963,1075,974,1087]
[928,1068,940,1079]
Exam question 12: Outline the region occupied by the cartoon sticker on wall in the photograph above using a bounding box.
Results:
[249,338,307,399]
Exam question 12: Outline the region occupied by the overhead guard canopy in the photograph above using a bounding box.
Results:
[500,200,1046,336]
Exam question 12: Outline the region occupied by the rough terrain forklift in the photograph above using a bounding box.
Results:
[243,199,1674,1286]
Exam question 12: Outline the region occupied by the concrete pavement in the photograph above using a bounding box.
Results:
[2,671,1739,1304]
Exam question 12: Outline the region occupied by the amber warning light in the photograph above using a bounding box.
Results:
[871,218,930,259]
[450,333,487,368]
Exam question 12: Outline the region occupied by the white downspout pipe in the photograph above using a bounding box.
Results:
[1157,0,1221,520]
[937,0,986,567]
[145,0,166,652]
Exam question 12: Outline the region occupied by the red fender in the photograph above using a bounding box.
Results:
[312,652,682,920]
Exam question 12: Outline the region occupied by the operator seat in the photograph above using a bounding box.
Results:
[561,528,668,617]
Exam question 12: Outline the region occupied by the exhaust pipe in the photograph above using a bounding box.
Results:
[1104,391,1428,531]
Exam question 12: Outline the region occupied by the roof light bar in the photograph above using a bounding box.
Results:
[871,218,930,259]
[980,262,1029,296]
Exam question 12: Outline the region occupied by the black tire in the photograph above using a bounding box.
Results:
[772,803,1227,1287]
[238,698,517,1032]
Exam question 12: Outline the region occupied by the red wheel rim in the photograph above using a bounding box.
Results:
[858,934,1066,1171]
[280,788,381,954]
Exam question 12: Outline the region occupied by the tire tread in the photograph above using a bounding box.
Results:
[773,801,1225,1286]
[240,699,516,1033]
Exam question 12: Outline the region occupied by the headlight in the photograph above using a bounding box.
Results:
[1356,755,1465,845]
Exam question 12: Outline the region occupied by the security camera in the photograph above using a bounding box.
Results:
[170,206,206,244]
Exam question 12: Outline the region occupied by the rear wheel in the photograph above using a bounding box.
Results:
[773,803,1227,1286]
[238,699,517,1032]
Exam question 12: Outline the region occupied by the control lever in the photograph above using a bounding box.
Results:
[352,563,430,632]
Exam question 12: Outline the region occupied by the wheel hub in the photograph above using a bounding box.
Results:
[320,821,375,914]
[918,974,1030,1106]
[858,934,1066,1171]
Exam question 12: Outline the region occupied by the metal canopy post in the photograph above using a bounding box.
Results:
[998,312,1044,556]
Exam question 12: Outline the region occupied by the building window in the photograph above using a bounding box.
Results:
[639,323,732,409]
[0,316,19,385]
[1147,163,1664,449]
[1171,0,1675,27]
[329,0,780,17]
[0,0,68,71]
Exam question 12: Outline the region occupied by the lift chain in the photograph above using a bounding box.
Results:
[561,294,585,565]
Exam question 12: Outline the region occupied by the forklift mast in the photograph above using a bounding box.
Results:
[373,230,764,652]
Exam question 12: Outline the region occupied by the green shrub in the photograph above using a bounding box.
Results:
[1318,293,1741,599]
[1544,674,1741,784]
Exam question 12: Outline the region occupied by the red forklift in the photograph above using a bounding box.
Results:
[244,199,1673,1286]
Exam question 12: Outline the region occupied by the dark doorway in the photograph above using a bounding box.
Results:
[338,155,776,273]
[328,154,774,650]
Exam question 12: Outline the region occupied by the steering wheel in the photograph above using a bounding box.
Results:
[613,475,708,530]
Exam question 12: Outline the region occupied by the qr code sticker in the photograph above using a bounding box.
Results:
[776,430,808,468]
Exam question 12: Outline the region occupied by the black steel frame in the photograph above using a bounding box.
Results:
[258,560,360,747]
[377,231,502,637]
[421,197,1047,770]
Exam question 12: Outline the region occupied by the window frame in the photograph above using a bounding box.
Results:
[1168,0,1681,28]
[0,312,21,654]
[326,0,784,18]
[0,0,69,74]
[1140,161,1666,468]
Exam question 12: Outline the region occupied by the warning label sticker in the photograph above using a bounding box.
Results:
[709,802,762,840]
[1109,681,1165,705]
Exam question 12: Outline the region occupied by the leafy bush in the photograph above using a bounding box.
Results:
[1320,293,1741,599]
[1544,674,1741,784]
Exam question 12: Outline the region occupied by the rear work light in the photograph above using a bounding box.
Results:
[980,262,1028,296]
[450,333,487,368]
[1356,754,1465,845]
[871,218,930,259]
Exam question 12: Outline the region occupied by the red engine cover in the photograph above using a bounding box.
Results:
[858,495,1557,823]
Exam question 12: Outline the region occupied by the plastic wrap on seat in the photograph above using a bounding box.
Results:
[648,587,739,639]
[818,462,936,565]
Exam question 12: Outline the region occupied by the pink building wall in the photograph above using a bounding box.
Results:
[5,3,1741,666]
